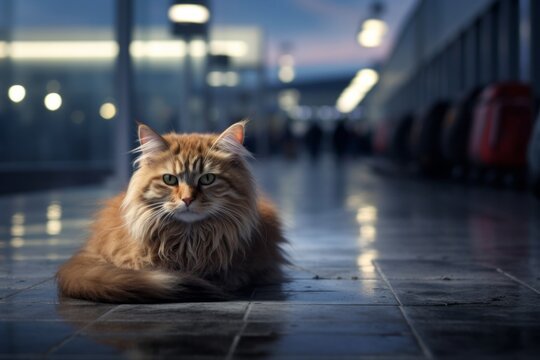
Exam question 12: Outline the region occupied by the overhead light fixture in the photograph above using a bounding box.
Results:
[168,3,210,24]
[7,41,118,60]
[278,89,300,111]
[100,102,117,120]
[130,40,187,58]
[278,53,295,83]
[188,39,207,57]
[0,42,8,58]
[210,40,248,57]
[169,0,210,37]
[0,40,249,61]
[336,68,379,113]
[278,66,295,83]
[44,93,62,111]
[357,1,387,48]
[8,85,26,103]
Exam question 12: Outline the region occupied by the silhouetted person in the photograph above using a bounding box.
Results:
[332,120,350,159]
[282,121,298,160]
[305,122,323,160]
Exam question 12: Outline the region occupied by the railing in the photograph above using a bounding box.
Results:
[365,0,540,119]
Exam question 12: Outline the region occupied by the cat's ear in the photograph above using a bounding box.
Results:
[221,121,246,145]
[137,122,167,148]
[214,121,251,158]
[134,122,168,166]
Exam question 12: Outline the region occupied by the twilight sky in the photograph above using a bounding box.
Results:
[10,0,418,81]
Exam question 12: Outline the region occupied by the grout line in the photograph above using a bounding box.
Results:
[44,304,121,356]
[242,302,254,322]
[225,293,255,360]
[1,277,54,301]
[497,268,540,295]
[373,261,433,360]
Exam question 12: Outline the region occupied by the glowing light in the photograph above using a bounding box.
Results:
[357,30,382,48]
[12,213,24,225]
[207,71,222,87]
[8,85,26,103]
[100,102,117,120]
[336,68,379,113]
[11,213,25,237]
[357,18,388,48]
[224,72,239,87]
[356,206,378,223]
[130,40,187,58]
[189,40,207,57]
[352,69,379,90]
[360,225,377,241]
[168,4,210,24]
[47,203,62,220]
[356,249,379,278]
[363,19,388,36]
[0,41,8,58]
[44,93,62,111]
[279,65,295,83]
[10,225,24,237]
[8,41,118,60]
[207,71,239,87]
[11,238,25,248]
[278,89,301,111]
[357,249,379,267]
[210,40,248,57]
[336,85,366,113]
[1,40,250,61]
[46,220,62,235]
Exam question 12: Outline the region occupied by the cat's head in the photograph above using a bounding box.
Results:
[122,121,256,240]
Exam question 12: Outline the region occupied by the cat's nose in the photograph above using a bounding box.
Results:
[182,197,194,206]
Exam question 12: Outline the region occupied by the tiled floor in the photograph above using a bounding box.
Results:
[1,157,540,359]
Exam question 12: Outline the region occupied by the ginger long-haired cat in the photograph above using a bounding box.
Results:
[57,121,287,303]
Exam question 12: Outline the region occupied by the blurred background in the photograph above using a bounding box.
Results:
[0,0,539,194]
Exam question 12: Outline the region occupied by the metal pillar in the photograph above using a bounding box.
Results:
[179,37,193,133]
[0,0,13,162]
[531,0,540,106]
[479,8,497,84]
[464,28,475,91]
[497,0,519,80]
[114,0,136,188]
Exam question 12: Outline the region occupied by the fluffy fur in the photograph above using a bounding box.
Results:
[57,122,287,303]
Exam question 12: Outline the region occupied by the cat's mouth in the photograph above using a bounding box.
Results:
[173,208,207,223]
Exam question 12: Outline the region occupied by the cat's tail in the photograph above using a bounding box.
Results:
[56,251,229,303]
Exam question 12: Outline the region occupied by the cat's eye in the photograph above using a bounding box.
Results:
[199,173,216,186]
[162,174,178,186]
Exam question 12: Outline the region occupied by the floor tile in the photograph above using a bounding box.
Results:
[0,302,114,322]
[376,259,505,280]
[0,321,75,355]
[53,334,234,357]
[235,333,421,356]
[387,279,540,306]
[102,302,248,322]
[412,322,540,357]
[247,304,404,322]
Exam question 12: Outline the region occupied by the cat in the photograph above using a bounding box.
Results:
[57,121,287,303]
